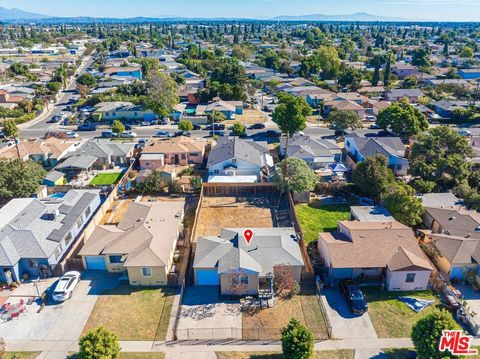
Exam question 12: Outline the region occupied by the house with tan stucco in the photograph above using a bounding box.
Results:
[79,200,185,286]
[317,221,433,291]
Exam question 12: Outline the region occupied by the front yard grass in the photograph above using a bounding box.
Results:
[82,286,175,341]
[89,172,123,186]
[363,288,454,338]
[4,353,41,359]
[216,350,354,359]
[295,201,351,244]
[242,285,328,340]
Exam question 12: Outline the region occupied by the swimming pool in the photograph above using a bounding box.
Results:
[48,193,65,199]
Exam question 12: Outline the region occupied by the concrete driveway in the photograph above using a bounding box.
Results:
[320,288,377,339]
[0,272,119,341]
[177,286,242,340]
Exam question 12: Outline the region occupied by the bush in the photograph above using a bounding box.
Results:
[411,311,459,359]
[281,318,314,359]
[78,327,120,359]
[168,180,183,194]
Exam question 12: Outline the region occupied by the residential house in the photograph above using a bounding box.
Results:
[196,100,243,120]
[79,200,184,286]
[431,100,470,118]
[207,137,274,183]
[141,136,206,166]
[345,133,409,176]
[324,99,366,118]
[43,170,67,187]
[423,207,480,279]
[0,137,79,169]
[0,189,101,283]
[386,89,424,102]
[458,68,480,80]
[391,63,420,79]
[317,221,433,291]
[194,228,304,296]
[279,134,343,170]
[63,140,135,167]
[93,102,157,122]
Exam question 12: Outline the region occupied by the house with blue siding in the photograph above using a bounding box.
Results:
[0,190,101,284]
[458,68,480,80]
[345,133,409,176]
[423,207,480,280]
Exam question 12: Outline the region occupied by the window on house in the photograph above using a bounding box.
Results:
[85,206,91,218]
[232,159,237,164]
[64,231,73,245]
[54,244,63,259]
[109,255,122,264]
[142,267,152,277]
[346,140,350,147]
[181,154,186,159]
[214,169,219,174]
[406,273,416,283]
[76,216,84,228]
[240,276,248,285]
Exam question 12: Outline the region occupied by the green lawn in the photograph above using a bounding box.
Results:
[89,172,123,186]
[363,288,454,338]
[82,286,175,341]
[381,349,415,359]
[4,353,41,359]
[295,201,351,244]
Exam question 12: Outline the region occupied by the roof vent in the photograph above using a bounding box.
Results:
[449,216,456,220]
[43,209,59,221]
[475,227,480,232]
[466,233,472,238]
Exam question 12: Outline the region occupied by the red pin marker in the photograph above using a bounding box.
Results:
[244,229,254,245]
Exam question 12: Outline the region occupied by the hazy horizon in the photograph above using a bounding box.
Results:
[2,0,480,22]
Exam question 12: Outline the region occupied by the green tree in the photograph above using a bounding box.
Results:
[402,76,418,89]
[135,170,166,194]
[190,176,202,192]
[454,181,480,210]
[78,327,120,359]
[273,93,311,183]
[46,81,62,93]
[412,48,431,68]
[231,122,246,136]
[327,110,363,133]
[460,46,474,58]
[384,183,424,226]
[274,157,317,194]
[0,159,46,199]
[411,311,459,359]
[2,119,19,138]
[352,156,396,201]
[178,120,193,133]
[384,55,392,87]
[281,318,314,359]
[76,73,97,87]
[410,126,474,190]
[146,71,179,118]
[338,67,362,91]
[111,120,125,134]
[377,100,429,137]
[208,110,226,124]
[316,46,341,80]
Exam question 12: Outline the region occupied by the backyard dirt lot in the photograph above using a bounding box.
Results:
[194,195,275,240]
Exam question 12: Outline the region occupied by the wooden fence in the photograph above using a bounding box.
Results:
[202,182,278,196]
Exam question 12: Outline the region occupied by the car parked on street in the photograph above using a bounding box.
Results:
[249,123,266,130]
[77,123,97,131]
[101,130,116,138]
[339,279,368,315]
[52,271,81,302]
[153,130,173,138]
[119,131,137,138]
[66,131,79,139]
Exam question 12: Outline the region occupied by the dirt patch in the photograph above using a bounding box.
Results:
[99,198,134,225]
[194,195,274,240]
[233,109,268,124]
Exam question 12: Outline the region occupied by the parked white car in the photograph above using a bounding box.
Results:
[119,131,137,138]
[458,129,472,137]
[67,131,79,139]
[52,271,81,302]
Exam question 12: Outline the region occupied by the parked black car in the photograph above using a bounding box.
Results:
[77,123,97,131]
[205,123,226,130]
[192,124,202,130]
[339,279,368,315]
[249,123,266,130]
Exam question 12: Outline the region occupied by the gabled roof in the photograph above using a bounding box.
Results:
[282,134,341,159]
[79,200,185,268]
[347,133,406,159]
[194,228,304,276]
[425,207,480,239]
[207,137,270,168]
[319,221,432,271]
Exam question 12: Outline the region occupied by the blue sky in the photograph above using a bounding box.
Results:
[2,0,480,21]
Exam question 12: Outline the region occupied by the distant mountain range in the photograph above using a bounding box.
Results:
[0,7,50,21]
[272,12,410,22]
[0,7,419,23]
